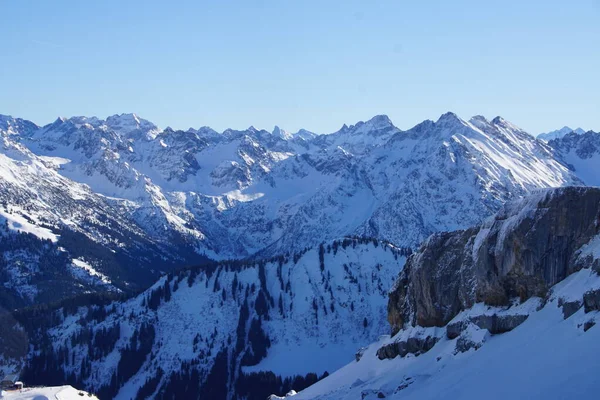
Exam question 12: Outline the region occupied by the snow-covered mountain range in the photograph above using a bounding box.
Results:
[1,111,596,307]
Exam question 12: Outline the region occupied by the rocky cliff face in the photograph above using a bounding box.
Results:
[388,186,600,335]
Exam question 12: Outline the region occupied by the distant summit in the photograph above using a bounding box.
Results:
[538,126,585,142]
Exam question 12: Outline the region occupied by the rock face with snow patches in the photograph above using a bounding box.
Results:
[288,187,600,400]
[387,186,600,334]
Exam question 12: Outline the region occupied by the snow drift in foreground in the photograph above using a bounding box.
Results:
[0,385,98,400]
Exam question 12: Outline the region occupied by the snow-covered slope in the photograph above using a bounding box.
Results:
[291,187,600,400]
[537,126,586,141]
[293,274,600,400]
[13,238,408,400]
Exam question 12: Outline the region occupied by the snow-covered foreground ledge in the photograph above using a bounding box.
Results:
[0,385,98,400]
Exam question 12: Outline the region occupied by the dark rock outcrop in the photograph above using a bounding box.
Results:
[471,314,530,334]
[583,320,596,332]
[376,335,439,360]
[355,347,367,362]
[583,289,600,313]
[455,336,482,353]
[558,298,583,319]
[361,390,388,400]
[388,187,600,335]
[446,321,465,340]
[446,314,529,339]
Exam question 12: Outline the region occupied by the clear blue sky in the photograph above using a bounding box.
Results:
[1,0,598,134]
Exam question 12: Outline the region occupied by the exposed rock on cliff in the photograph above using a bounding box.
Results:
[583,289,600,313]
[376,334,439,360]
[388,187,600,335]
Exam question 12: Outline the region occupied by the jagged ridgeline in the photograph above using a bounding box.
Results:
[3,113,597,309]
[8,237,409,400]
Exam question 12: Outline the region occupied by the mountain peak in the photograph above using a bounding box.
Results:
[106,113,160,140]
[436,111,463,125]
[0,115,40,136]
[294,128,317,140]
[109,112,138,120]
[335,115,395,137]
[196,126,219,136]
[468,115,491,130]
[491,116,507,125]
[366,114,393,127]
[106,112,143,126]
[470,115,489,123]
[272,125,293,140]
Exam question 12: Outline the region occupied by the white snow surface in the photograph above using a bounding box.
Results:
[0,385,98,400]
[70,258,114,287]
[0,210,58,242]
